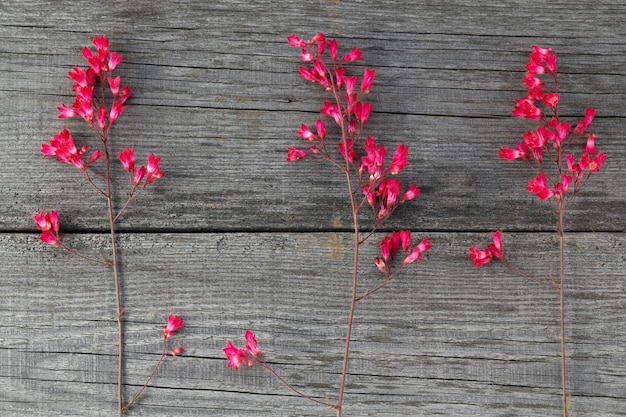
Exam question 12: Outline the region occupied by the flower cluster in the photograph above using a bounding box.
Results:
[36,36,164,245]
[287,33,419,221]
[118,147,165,193]
[501,46,606,206]
[375,230,431,276]
[469,231,503,268]
[33,210,61,246]
[223,330,263,370]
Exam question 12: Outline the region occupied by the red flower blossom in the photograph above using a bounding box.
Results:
[526,172,554,200]
[118,147,136,172]
[145,154,164,184]
[512,96,542,120]
[33,210,61,246]
[469,231,504,268]
[224,331,263,369]
[286,147,307,162]
[163,315,183,339]
[41,128,87,170]
[223,341,250,370]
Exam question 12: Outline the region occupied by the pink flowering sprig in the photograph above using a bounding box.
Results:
[34,36,173,417]
[471,46,607,417]
[224,331,332,408]
[224,33,430,417]
[287,33,419,226]
[123,315,184,411]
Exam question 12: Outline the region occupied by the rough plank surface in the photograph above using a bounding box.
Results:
[1,0,625,416]
[2,232,625,416]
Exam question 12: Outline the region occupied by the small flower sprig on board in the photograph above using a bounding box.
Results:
[224,33,430,417]
[469,46,607,417]
[34,36,182,417]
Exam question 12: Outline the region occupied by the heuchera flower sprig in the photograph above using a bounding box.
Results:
[225,33,430,417]
[34,36,177,417]
[470,46,607,417]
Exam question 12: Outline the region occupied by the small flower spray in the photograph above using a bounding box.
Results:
[224,33,430,417]
[34,36,181,416]
[469,46,607,417]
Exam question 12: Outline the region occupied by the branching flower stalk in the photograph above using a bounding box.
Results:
[469,46,606,417]
[33,36,182,417]
[224,33,430,417]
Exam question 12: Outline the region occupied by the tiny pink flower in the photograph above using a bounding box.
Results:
[297,124,317,141]
[107,76,121,95]
[388,144,409,175]
[574,107,596,134]
[133,166,147,186]
[108,51,122,72]
[146,154,164,184]
[287,34,306,48]
[33,210,61,246]
[223,341,250,370]
[526,172,554,200]
[245,330,263,360]
[287,148,307,162]
[469,246,493,268]
[403,238,431,265]
[163,315,183,339]
[400,184,420,202]
[315,119,326,141]
[169,347,184,356]
[487,231,504,259]
[512,96,542,120]
[109,101,125,124]
[87,150,104,164]
[57,104,77,118]
[361,68,375,94]
[97,105,107,129]
[341,46,362,62]
[118,147,136,172]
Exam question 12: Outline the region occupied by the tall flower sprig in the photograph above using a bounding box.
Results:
[469,46,606,417]
[35,36,178,417]
[224,33,430,417]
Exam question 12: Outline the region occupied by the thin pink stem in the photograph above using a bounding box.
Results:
[258,362,335,409]
[558,209,568,417]
[123,338,169,411]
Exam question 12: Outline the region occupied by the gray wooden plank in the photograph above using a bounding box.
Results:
[2,231,625,416]
[0,0,624,232]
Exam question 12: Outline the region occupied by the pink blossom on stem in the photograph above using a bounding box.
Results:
[341,46,362,62]
[469,231,505,268]
[33,210,61,246]
[109,101,125,124]
[245,330,263,360]
[361,68,375,94]
[403,238,431,265]
[163,315,183,339]
[223,341,250,370]
[512,96,542,120]
[108,76,121,95]
[41,128,86,170]
[286,147,308,162]
[388,144,409,175]
[574,107,596,134]
[224,331,263,370]
[118,147,136,172]
[145,154,164,184]
[526,172,554,200]
[169,347,184,356]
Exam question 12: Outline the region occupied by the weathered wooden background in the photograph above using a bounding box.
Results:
[1,1,624,416]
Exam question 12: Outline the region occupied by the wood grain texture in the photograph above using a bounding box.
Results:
[0,0,623,232]
[1,0,624,415]
[2,232,625,416]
